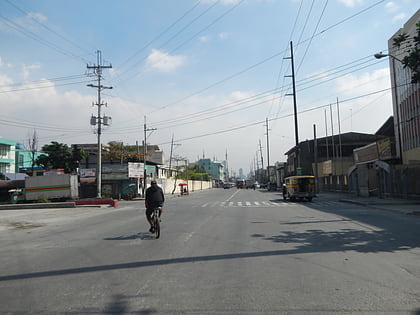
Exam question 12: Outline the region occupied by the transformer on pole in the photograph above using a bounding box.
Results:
[87,50,112,198]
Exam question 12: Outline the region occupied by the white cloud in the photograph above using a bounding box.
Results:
[218,32,230,40]
[0,73,13,87]
[145,49,186,72]
[199,35,211,43]
[392,13,407,23]
[229,90,254,101]
[385,2,399,12]
[338,0,364,8]
[14,12,48,32]
[22,63,41,80]
[335,68,390,96]
[202,0,242,5]
[27,12,47,23]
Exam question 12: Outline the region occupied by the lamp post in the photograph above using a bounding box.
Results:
[374,52,403,161]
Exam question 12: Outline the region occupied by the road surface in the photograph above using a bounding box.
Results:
[1,188,419,314]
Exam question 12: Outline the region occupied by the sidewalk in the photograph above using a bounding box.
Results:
[318,191,420,216]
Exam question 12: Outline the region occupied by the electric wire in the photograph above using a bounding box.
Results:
[114,0,244,88]
[0,80,92,94]
[146,0,386,115]
[296,0,329,74]
[4,0,94,63]
[0,13,88,63]
[106,54,384,134]
[112,0,207,83]
[156,86,394,146]
[0,74,88,89]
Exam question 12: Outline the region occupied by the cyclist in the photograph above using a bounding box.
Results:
[145,180,164,233]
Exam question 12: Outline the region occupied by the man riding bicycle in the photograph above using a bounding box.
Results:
[145,180,164,233]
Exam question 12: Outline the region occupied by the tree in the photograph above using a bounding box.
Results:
[392,21,420,83]
[35,142,87,174]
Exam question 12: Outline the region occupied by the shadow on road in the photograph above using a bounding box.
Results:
[104,232,154,241]
[1,192,419,284]
[261,192,420,256]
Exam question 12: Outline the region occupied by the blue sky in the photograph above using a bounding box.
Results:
[0,0,419,174]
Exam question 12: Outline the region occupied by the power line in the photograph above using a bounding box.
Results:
[112,0,204,82]
[296,0,329,74]
[108,53,383,133]
[0,74,87,89]
[145,0,385,115]
[0,13,88,63]
[0,80,91,94]
[114,0,244,88]
[4,0,93,63]
[156,86,394,146]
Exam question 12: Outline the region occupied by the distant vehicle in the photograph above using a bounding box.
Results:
[267,182,277,191]
[236,179,246,189]
[223,183,231,189]
[283,175,315,201]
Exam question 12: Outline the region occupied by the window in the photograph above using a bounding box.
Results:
[0,144,9,157]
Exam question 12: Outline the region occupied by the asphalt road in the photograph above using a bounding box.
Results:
[1,189,419,314]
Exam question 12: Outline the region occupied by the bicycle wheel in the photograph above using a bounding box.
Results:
[154,214,160,239]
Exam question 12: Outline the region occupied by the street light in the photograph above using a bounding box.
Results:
[374,52,403,63]
[374,51,403,161]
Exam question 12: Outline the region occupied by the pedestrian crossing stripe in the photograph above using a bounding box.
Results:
[200,200,341,208]
[201,201,297,208]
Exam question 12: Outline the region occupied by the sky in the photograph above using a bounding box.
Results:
[0,0,419,176]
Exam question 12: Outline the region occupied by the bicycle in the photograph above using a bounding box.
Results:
[150,207,161,239]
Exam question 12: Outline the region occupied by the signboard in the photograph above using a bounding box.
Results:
[44,169,65,176]
[377,138,393,160]
[128,162,144,178]
[322,160,332,175]
[354,142,378,165]
[79,168,96,178]
[102,165,128,180]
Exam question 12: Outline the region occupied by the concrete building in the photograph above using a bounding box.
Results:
[0,138,16,174]
[284,132,384,191]
[387,9,420,165]
[197,158,225,183]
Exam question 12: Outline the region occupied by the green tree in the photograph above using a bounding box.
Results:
[35,142,87,173]
[392,21,420,83]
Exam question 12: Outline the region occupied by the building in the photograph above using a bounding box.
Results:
[284,132,384,191]
[387,9,420,165]
[197,158,225,183]
[0,138,16,175]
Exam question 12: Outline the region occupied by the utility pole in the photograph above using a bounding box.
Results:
[87,50,112,199]
[142,116,157,197]
[324,109,329,160]
[285,41,299,172]
[259,140,264,182]
[225,149,229,181]
[330,103,335,175]
[337,97,343,186]
[169,133,181,178]
[265,117,270,180]
[313,124,318,193]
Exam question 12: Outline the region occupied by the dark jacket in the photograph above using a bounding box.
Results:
[145,185,165,208]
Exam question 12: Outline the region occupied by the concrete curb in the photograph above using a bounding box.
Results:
[0,202,76,210]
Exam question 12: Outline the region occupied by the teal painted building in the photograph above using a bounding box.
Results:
[0,138,46,175]
[0,138,16,174]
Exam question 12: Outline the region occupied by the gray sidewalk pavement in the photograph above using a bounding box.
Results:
[318,191,420,216]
